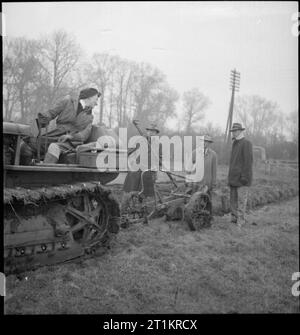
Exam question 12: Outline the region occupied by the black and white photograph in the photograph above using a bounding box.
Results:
[2,1,299,318]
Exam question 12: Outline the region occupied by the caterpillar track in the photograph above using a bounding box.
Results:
[4,182,120,275]
[3,121,124,275]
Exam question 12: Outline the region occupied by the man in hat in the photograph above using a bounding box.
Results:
[228,122,253,227]
[186,134,217,215]
[123,122,161,194]
[121,121,163,226]
[20,88,101,164]
[145,123,162,184]
[146,123,160,138]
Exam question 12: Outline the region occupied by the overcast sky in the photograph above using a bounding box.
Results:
[2,1,298,129]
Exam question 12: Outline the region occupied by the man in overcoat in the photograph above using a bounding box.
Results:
[228,123,253,227]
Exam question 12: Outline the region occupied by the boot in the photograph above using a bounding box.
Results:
[44,152,58,164]
[20,141,35,165]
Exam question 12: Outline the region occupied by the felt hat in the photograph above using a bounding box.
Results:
[229,122,245,132]
[146,123,160,133]
[203,134,213,142]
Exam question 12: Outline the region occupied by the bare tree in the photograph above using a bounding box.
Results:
[113,58,135,127]
[3,40,19,121]
[131,63,178,129]
[39,30,82,105]
[143,83,179,130]
[83,53,120,124]
[235,95,280,141]
[3,37,42,123]
[287,110,298,143]
[182,88,210,133]
[132,63,163,123]
[202,121,223,138]
[3,32,179,132]
[3,32,82,125]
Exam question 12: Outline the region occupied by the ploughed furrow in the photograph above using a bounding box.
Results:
[211,182,299,215]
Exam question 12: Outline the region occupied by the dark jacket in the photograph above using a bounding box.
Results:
[39,95,93,143]
[228,137,253,187]
[123,171,143,193]
[190,147,217,190]
[123,138,162,193]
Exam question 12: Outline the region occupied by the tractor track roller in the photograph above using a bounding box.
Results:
[4,182,120,275]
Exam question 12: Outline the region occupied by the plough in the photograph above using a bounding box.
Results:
[121,119,212,230]
[120,169,212,230]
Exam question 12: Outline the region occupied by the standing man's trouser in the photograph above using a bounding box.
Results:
[206,189,213,215]
[230,186,249,224]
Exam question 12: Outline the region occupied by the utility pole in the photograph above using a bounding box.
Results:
[224,69,240,143]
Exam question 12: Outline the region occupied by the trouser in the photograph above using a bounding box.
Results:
[20,138,45,165]
[20,127,73,165]
[20,139,74,164]
[206,190,212,215]
[230,186,249,224]
[46,142,74,160]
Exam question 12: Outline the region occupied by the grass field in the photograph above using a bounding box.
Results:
[5,200,299,314]
[4,165,299,314]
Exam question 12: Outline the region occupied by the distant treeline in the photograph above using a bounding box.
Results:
[3,30,298,160]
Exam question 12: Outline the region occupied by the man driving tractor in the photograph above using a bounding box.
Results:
[20,87,101,164]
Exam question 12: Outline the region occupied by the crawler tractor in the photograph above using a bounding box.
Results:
[3,121,125,274]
